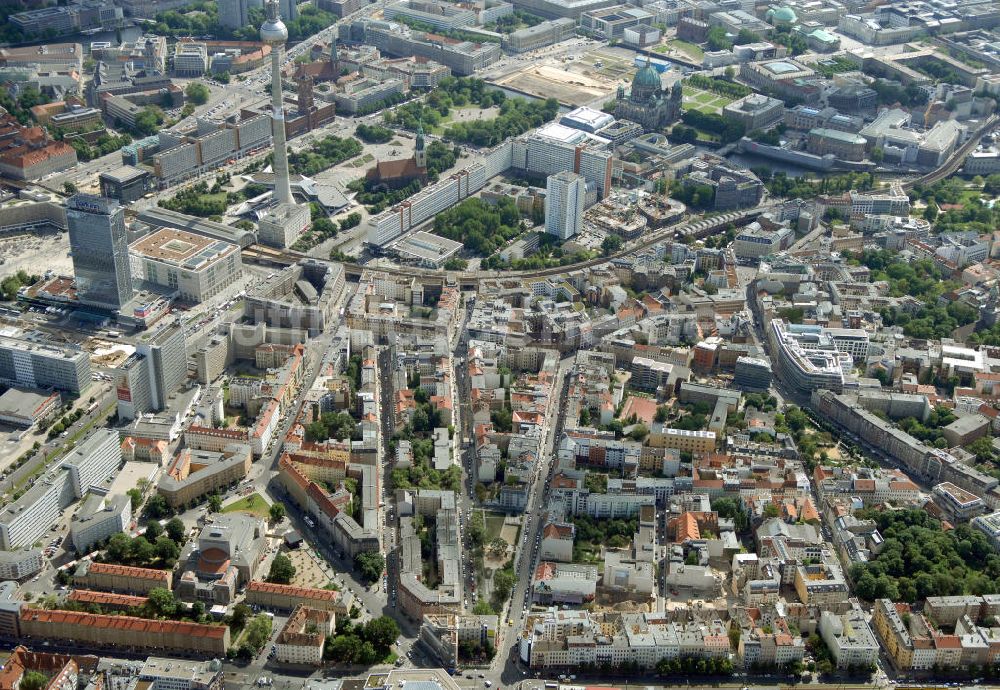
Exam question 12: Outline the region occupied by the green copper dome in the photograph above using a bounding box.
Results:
[770,6,797,23]
[633,63,660,91]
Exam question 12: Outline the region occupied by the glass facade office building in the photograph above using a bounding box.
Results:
[67,194,133,310]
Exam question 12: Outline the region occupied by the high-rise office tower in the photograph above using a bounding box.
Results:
[66,194,133,310]
[545,171,586,240]
[115,320,187,420]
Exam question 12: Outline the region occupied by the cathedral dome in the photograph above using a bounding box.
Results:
[633,63,661,91]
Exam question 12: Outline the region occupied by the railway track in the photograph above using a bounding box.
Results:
[249,206,769,284]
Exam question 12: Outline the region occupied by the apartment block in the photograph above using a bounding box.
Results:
[274,605,335,665]
[157,444,252,508]
[0,334,91,396]
[70,494,132,555]
[819,607,879,670]
[18,608,228,656]
[74,561,172,595]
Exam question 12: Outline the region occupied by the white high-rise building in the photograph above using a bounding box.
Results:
[545,170,585,240]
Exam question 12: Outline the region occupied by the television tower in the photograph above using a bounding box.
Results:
[260,0,293,206]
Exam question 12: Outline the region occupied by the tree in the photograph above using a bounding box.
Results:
[147,587,177,617]
[20,672,47,690]
[327,634,362,663]
[628,424,649,441]
[311,217,337,237]
[191,600,206,619]
[468,511,485,547]
[268,553,296,584]
[601,234,624,256]
[762,503,780,519]
[473,599,495,615]
[269,502,286,523]
[63,181,77,195]
[231,602,251,629]
[129,536,156,564]
[144,494,172,519]
[355,551,385,583]
[364,616,400,653]
[242,614,273,654]
[145,520,163,541]
[493,568,516,601]
[185,82,210,105]
[165,517,186,544]
[127,488,142,511]
[487,537,508,556]
[924,201,939,222]
[133,107,164,136]
[106,532,130,562]
[871,146,884,164]
[208,493,223,512]
[155,535,180,563]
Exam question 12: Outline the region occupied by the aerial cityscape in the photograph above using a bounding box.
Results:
[0,0,999,689]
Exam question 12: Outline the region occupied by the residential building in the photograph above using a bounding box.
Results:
[420,613,498,669]
[649,427,717,454]
[793,561,849,606]
[137,657,225,690]
[384,0,477,30]
[819,607,879,670]
[73,561,173,594]
[540,521,575,562]
[245,580,353,615]
[157,444,253,508]
[0,549,44,581]
[274,605,334,665]
[972,510,1000,552]
[0,334,91,396]
[115,321,188,420]
[70,493,132,554]
[343,19,501,76]
[502,18,576,53]
[18,608,228,656]
[545,171,586,240]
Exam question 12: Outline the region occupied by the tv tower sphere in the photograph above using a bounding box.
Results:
[260,2,288,45]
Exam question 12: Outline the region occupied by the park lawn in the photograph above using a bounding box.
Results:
[958,189,983,204]
[694,92,715,104]
[652,44,670,54]
[223,493,270,518]
[484,511,507,542]
[668,39,704,60]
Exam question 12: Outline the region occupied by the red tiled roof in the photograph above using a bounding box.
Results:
[19,607,227,638]
[85,562,169,582]
[66,590,147,608]
[247,580,338,601]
